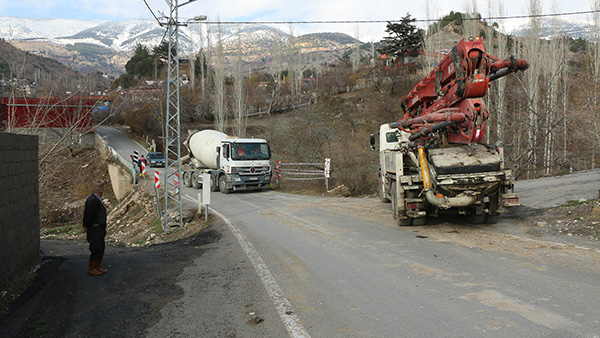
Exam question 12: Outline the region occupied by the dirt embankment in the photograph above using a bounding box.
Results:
[39,146,209,246]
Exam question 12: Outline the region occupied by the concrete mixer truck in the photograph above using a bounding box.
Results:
[181,129,272,194]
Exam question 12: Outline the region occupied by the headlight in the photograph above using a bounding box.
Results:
[234,177,241,182]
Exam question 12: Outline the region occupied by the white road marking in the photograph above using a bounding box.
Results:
[209,207,311,338]
[182,194,197,203]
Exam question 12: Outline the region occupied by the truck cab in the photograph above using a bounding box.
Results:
[370,124,410,202]
[217,138,272,193]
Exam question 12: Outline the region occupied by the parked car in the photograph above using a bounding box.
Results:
[147,152,166,167]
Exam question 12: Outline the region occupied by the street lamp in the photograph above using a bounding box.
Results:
[188,15,207,23]
[184,15,207,26]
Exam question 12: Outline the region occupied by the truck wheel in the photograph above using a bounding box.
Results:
[398,218,412,226]
[485,189,500,224]
[391,181,409,226]
[192,173,200,189]
[468,213,485,224]
[183,172,192,187]
[485,214,499,224]
[412,217,426,226]
[211,175,219,192]
[219,175,230,194]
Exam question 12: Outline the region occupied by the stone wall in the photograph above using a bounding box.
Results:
[0,133,40,290]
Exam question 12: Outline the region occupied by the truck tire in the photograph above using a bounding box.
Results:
[468,212,485,224]
[485,214,499,224]
[411,217,426,226]
[485,188,500,224]
[211,175,219,192]
[192,172,200,189]
[391,181,411,226]
[219,175,230,194]
[183,172,192,187]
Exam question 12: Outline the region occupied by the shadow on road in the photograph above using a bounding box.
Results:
[0,228,221,337]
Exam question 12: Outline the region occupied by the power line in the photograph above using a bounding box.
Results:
[197,9,600,25]
[142,0,161,25]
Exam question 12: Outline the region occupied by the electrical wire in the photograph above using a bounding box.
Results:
[143,0,162,25]
[191,9,600,25]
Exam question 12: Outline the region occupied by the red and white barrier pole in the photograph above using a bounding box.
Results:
[154,171,162,217]
[174,172,179,195]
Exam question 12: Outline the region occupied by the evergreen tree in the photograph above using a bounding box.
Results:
[125,44,153,78]
[378,13,424,63]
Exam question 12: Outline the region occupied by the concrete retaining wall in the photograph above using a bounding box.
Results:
[12,128,95,147]
[95,132,134,200]
[108,163,133,200]
[0,133,40,290]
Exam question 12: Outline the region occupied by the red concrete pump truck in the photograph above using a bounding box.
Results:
[370,37,529,225]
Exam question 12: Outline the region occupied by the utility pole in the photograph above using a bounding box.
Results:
[155,0,205,232]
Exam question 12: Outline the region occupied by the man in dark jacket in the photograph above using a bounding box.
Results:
[83,179,108,276]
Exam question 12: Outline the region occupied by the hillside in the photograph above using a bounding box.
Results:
[9,40,130,76]
[0,39,85,95]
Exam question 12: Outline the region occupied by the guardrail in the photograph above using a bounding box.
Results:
[275,159,331,191]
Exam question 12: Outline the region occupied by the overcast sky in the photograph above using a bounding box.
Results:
[0,0,596,40]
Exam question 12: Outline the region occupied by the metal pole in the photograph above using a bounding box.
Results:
[163,0,184,232]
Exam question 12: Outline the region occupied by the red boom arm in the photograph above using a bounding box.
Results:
[398,36,528,146]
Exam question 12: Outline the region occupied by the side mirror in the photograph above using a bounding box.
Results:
[369,134,376,152]
[222,145,229,159]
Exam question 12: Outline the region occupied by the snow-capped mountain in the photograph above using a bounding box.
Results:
[0,17,108,40]
[62,19,165,51]
[506,17,597,40]
[0,17,356,76]
[0,17,295,54]
[0,17,361,76]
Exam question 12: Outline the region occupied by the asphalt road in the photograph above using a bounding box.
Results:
[3,127,600,337]
[515,169,600,208]
[202,191,600,337]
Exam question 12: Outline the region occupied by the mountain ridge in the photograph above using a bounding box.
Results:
[1,16,596,77]
[0,17,362,76]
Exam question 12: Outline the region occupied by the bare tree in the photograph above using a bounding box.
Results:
[587,0,600,168]
[483,0,508,144]
[352,26,360,72]
[267,35,285,114]
[518,0,543,178]
[200,23,208,103]
[233,30,247,137]
[422,0,441,73]
[462,0,480,38]
[287,25,302,99]
[212,22,226,132]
